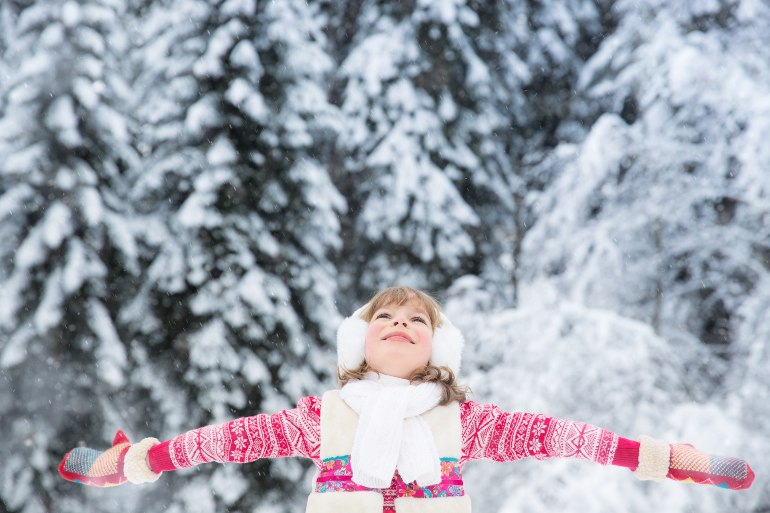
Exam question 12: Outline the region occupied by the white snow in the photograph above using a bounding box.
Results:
[0,323,33,368]
[185,94,222,136]
[206,136,237,166]
[61,1,81,28]
[45,95,83,148]
[89,299,127,388]
[188,319,239,371]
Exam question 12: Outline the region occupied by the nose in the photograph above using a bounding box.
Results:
[392,319,407,327]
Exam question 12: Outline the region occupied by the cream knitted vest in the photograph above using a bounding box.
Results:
[306,390,472,513]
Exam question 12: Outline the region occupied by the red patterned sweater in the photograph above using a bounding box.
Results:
[147,396,640,509]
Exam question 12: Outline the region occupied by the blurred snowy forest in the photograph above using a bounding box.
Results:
[0,0,768,512]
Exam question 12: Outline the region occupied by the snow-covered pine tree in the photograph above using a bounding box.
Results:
[429,0,613,303]
[0,2,16,108]
[447,2,769,512]
[328,0,482,304]
[0,1,141,512]
[327,0,613,307]
[519,3,770,509]
[125,0,343,511]
[524,0,770,375]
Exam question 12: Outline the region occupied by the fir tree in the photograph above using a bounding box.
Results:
[328,0,483,304]
[126,0,343,511]
[327,0,612,306]
[523,0,770,382]
[0,1,141,511]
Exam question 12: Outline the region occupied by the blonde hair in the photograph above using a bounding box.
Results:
[338,286,469,404]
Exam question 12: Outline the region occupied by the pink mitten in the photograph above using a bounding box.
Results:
[59,430,161,487]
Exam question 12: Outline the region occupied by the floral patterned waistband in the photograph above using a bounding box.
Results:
[315,455,465,498]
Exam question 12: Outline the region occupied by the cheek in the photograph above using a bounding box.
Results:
[417,328,434,357]
[363,323,380,359]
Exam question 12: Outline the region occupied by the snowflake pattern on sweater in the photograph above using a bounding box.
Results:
[152,395,618,472]
[164,396,321,468]
[460,401,618,465]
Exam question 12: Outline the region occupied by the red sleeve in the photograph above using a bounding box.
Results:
[148,396,322,473]
[459,401,638,469]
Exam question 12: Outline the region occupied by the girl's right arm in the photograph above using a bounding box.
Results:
[149,395,321,472]
[59,395,322,487]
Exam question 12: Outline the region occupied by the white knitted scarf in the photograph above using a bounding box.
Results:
[339,372,443,488]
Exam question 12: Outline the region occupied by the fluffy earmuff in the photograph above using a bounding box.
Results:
[336,304,464,376]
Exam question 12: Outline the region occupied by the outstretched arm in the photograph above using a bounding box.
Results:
[148,395,321,472]
[59,395,321,487]
[459,401,754,490]
[460,401,620,466]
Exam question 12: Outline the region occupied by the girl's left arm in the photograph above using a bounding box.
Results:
[459,401,754,490]
[460,401,621,466]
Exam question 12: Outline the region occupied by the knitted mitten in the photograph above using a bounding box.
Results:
[668,442,754,490]
[634,436,754,490]
[58,430,161,487]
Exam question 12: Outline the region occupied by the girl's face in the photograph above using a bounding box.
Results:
[364,299,434,379]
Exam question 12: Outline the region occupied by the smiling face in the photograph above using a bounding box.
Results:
[364,299,434,379]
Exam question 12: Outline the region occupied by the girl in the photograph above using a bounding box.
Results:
[59,286,754,512]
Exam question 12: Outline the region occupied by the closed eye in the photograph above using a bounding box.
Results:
[375,312,391,320]
[412,316,427,324]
